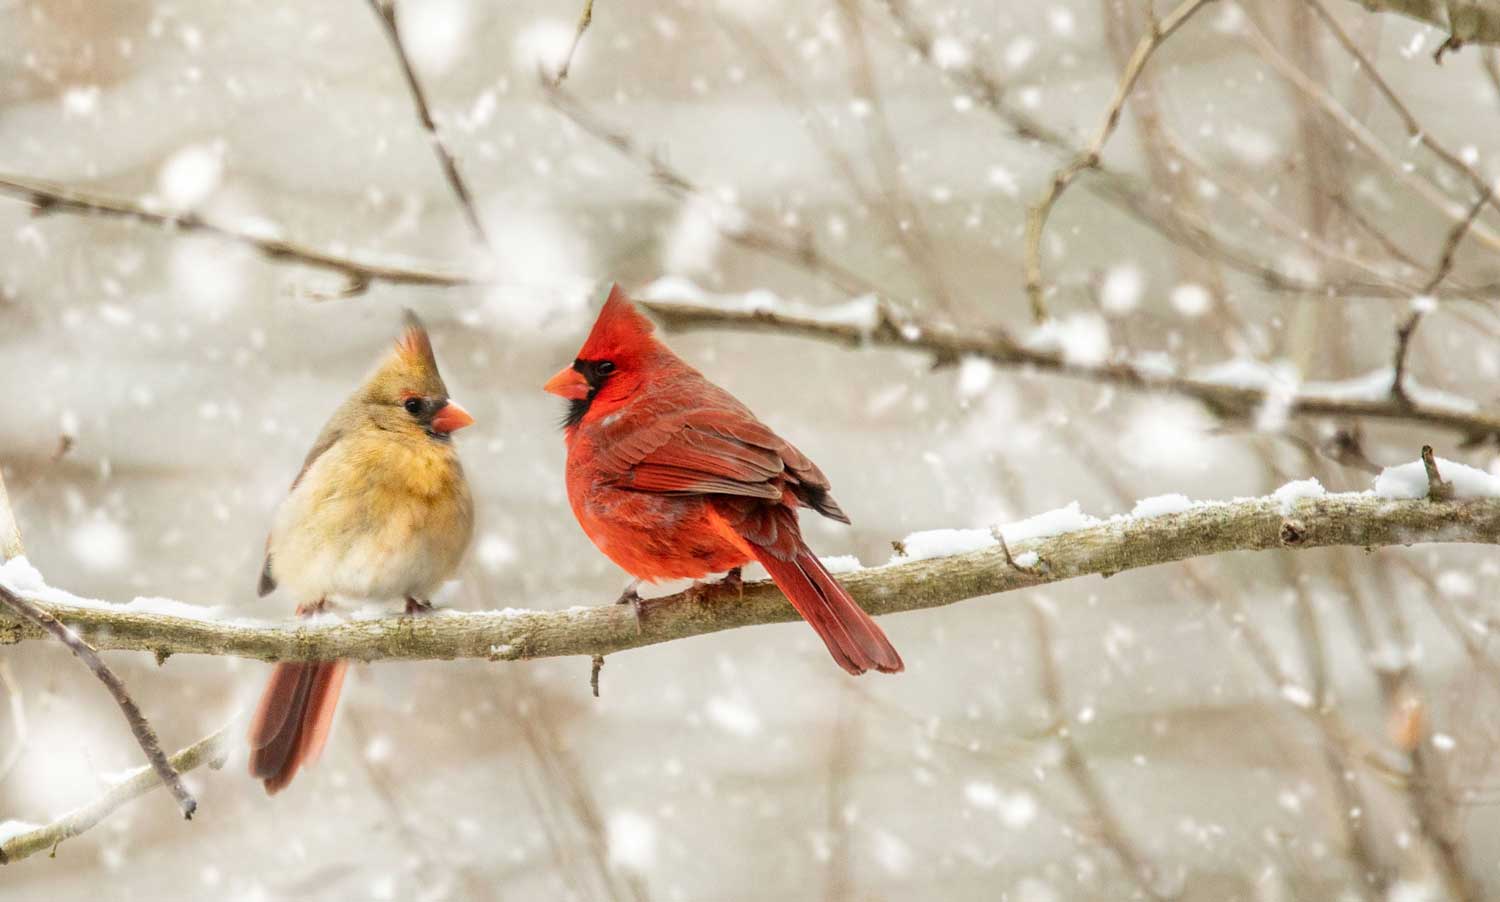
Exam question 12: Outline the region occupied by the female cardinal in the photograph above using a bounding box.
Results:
[545,285,902,675]
[248,311,475,793]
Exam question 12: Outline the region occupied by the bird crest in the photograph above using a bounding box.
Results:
[367,309,449,400]
[577,284,657,361]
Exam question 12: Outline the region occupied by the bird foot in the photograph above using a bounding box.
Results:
[404,597,436,616]
[614,581,649,632]
[684,568,744,605]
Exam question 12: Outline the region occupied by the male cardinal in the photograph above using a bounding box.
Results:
[248,311,475,793]
[545,285,902,675]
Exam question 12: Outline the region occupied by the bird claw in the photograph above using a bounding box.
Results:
[404,597,436,617]
[685,568,744,605]
[614,583,648,632]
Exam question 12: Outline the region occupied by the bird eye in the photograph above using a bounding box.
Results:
[403,397,423,415]
[596,361,616,375]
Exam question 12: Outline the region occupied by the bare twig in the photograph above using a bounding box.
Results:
[543,84,888,301]
[549,0,596,85]
[639,298,1500,443]
[1023,0,1217,320]
[3,493,1500,663]
[0,722,231,865]
[0,175,479,296]
[834,0,956,313]
[1393,185,1496,404]
[1421,445,1456,500]
[1243,15,1500,254]
[367,0,494,250]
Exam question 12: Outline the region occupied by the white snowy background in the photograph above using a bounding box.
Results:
[2,0,1500,899]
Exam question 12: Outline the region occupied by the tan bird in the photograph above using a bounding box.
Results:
[248,311,475,794]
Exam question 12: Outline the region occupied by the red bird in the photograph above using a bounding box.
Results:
[545,285,902,675]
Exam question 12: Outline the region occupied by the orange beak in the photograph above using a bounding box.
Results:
[429,400,475,434]
[544,366,590,400]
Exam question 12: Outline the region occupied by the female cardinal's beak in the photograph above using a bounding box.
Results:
[430,400,475,434]
[544,366,590,400]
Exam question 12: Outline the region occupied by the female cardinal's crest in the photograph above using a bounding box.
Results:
[396,309,440,371]
[578,285,656,359]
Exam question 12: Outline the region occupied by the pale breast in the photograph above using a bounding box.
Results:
[268,434,474,603]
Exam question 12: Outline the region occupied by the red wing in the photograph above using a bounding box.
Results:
[610,422,787,501]
[599,401,851,522]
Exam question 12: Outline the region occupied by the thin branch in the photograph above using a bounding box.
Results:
[1023,0,1217,321]
[637,299,1500,443]
[0,722,231,865]
[0,584,197,821]
[542,83,888,302]
[1393,186,1495,405]
[0,174,480,296]
[3,493,1499,663]
[1243,15,1500,254]
[1027,602,1171,899]
[549,0,596,86]
[0,472,195,821]
[367,0,494,250]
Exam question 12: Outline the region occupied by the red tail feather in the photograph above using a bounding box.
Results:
[247,660,348,794]
[750,543,903,675]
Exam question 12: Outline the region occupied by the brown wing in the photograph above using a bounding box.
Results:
[258,422,345,596]
[599,403,850,524]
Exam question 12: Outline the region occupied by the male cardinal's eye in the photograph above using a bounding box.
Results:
[403,397,423,415]
[596,361,616,375]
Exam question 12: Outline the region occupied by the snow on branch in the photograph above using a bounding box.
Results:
[635,293,1500,444]
[0,722,231,865]
[2,480,1498,666]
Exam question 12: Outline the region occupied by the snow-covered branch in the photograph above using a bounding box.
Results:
[636,295,1500,444]
[2,477,1497,665]
[0,723,231,865]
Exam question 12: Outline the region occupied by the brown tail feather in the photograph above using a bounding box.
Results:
[248,660,348,794]
[750,544,904,675]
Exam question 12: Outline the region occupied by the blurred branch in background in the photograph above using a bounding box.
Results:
[638,298,1500,445]
[0,175,478,297]
[366,0,495,251]
[1024,0,1217,321]
[2,492,1497,663]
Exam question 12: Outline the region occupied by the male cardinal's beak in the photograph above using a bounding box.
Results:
[544,366,590,400]
[430,400,475,434]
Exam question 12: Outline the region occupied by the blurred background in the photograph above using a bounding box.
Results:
[2,0,1499,898]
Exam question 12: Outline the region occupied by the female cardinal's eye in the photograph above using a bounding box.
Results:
[403,397,423,415]
[596,361,616,375]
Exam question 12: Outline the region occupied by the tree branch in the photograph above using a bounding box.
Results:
[1024,0,1217,321]
[366,0,494,251]
[0,471,197,822]
[0,584,198,822]
[636,298,1500,444]
[0,722,231,865]
[2,493,1497,663]
[0,174,480,297]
